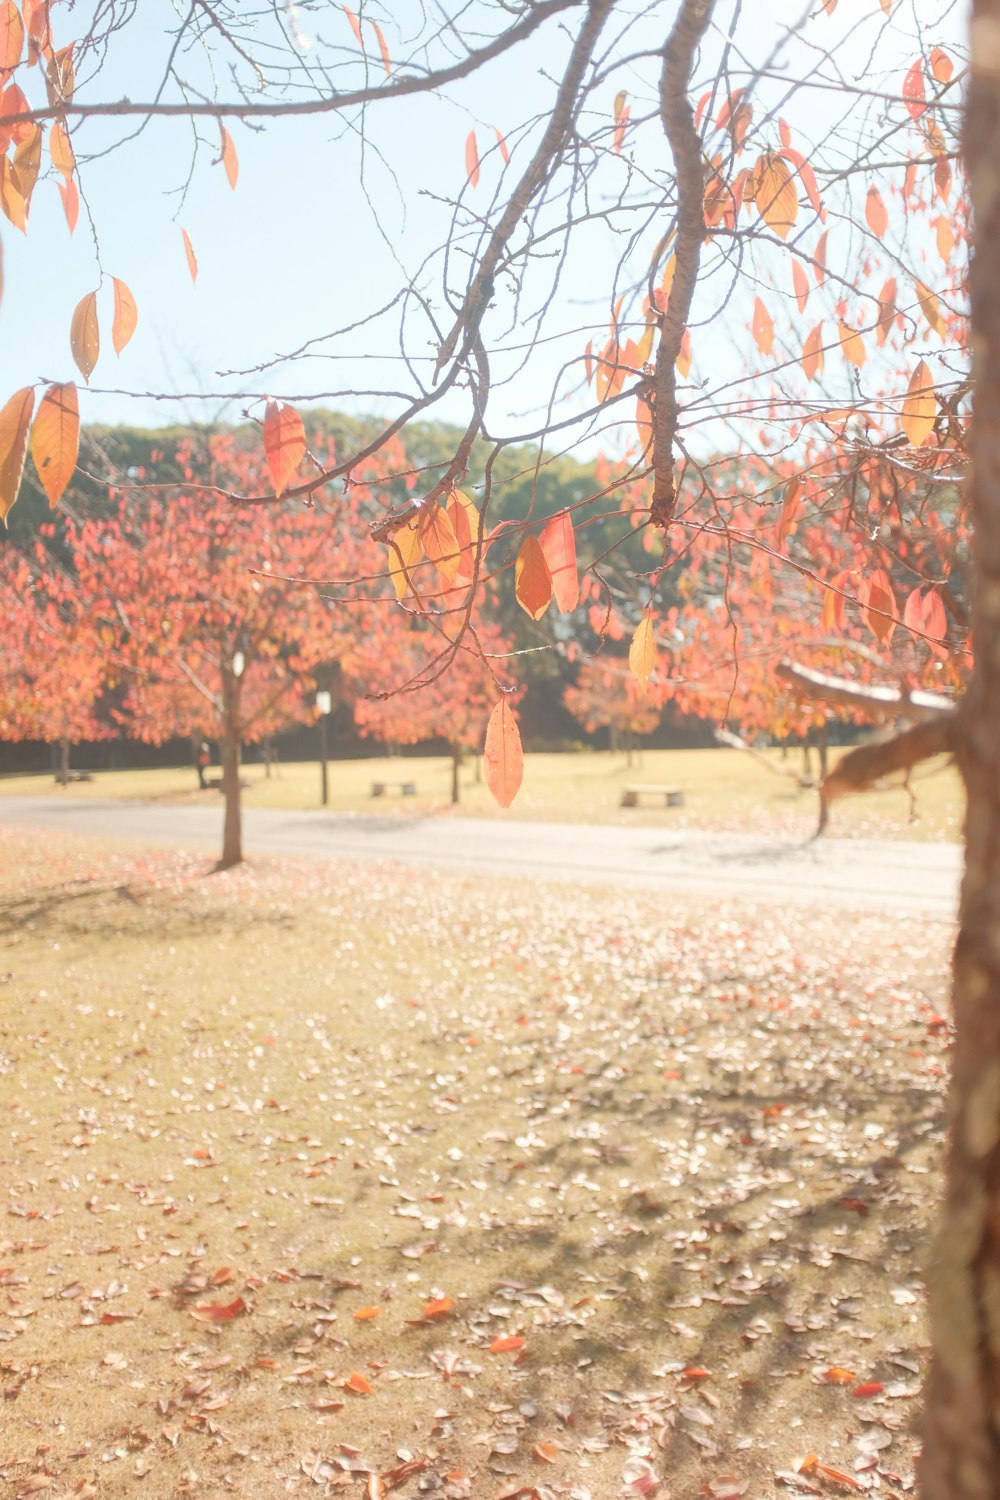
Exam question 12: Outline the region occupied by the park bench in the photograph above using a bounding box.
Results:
[620,784,685,808]
[371,779,418,798]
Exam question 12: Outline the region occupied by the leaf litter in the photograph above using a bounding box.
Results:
[0,829,951,1498]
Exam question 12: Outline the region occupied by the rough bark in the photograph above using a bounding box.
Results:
[919,7,1000,1492]
[219,671,243,868]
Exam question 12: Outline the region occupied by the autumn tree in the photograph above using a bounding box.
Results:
[0,0,991,1484]
[563,658,662,763]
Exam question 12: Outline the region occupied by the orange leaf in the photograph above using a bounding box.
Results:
[860,569,896,645]
[353,1306,382,1321]
[902,59,925,119]
[0,0,24,70]
[629,615,656,696]
[493,125,510,164]
[753,152,798,238]
[263,400,306,497]
[465,130,480,188]
[865,185,888,238]
[70,290,100,382]
[792,259,809,315]
[30,381,78,506]
[189,1297,247,1322]
[936,214,955,264]
[929,46,953,84]
[776,478,802,548]
[483,699,523,810]
[0,385,35,524]
[851,1381,885,1399]
[220,123,239,189]
[904,587,947,648]
[752,297,774,355]
[11,123,42,212]
[343,5,363,45]
[838,320,866,369]
[815,1464,862,1491]
[387,521,422,600]
[419,502,460,582]
[901,359,935,447]
[58,177,78,233]
[539,510,579,612]
[112,278,138,356]
[822,1366,856,1385]
[370,20,391,74]
[813,230,827,285]
[181,226,198,282]
[49,121,74,179]
[532,1442,559,1464]
[344,1371,373,1394]
[446,487,479,582]
[802,322,824,382]
[406,1296,453,1324]
[489,1334,525,1354]
[515,532,553,620]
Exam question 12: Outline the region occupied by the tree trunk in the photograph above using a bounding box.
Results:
[920,11,1000,1491]
[220,730,243,867]
[57,736,70,784]
[816,722,828,781]
[451,744,461,805]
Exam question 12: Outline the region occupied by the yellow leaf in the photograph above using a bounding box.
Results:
[483,699,523,809]
[935,215,954,264]
[914,279,945,336]
[386,521,422,600]
[0,155,26,233]
[419,503,459,582]
[515,532,552,620]
[31,381,78,506]
[49,121,75,179]
[70,290,100,382]
[112,278,138,356]
[901,359,935,447]
[838,320,866,369]
[11,124,42,212]
[629,616,656,695]
[0,386,35,524]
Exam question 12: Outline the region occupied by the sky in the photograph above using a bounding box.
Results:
[0,0,968,457]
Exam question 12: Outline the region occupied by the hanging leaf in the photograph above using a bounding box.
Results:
[901,359,935,447]
[112,278,138,356]
[902,59,926,119]
[935,214,955,264]
[875,275,897,346]
[539,510,579,612]
[342,5,363,45]
[11,124,42,213]
[583,339,593,387]
[821,572,848,633]
[220,124,239,189]
[838,320,866,369]
[752,297,774,355]
[752,153,798,239]
[860,569,897,645]
[792,259,809,314]
[0,155,26,232]
[0,385,35,524]
[483,698,523,809]
[802,322,824,382]
[31,381,78,506]
[493,125,510,164]
[446,488,479,583]
[386,521,422,601]
[263,400,306,497]
[419,502,460,582]
[776,477,802,547]
[629,615,656,695]
[0,1,24,71]
[45,43,75,109]
[929,46,953,83]
[3,82,32,145]
[70,290,100,382]
[914,279,945,336]
[812,229,828,286]
[865,185,888,238]
[515,532,553,620]
[49,121,75,179]
[181,227,198,282]
[58,177,78,233]
[465,130,480,188]
[370,20,391,74]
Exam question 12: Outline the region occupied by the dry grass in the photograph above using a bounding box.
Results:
[0,830,952,1499]
[0,744,963,841]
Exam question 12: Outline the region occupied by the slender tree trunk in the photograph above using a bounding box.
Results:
[58,737,70,784]
[816,722,828,781]
[920,12,1000,1492]
[219,671,243,868]
[451,744,461,805]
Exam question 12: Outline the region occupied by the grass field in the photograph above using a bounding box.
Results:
[0,829,952,1499]
[0,744,964,841]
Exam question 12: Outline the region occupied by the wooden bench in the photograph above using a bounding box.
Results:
[620,785,685,808]
[371,780,418,798]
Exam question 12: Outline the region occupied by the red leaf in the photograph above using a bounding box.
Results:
[489,1334,525,1354]
[860,569,896,644]
[220,123,239,189]
[181,227,198,282]
[515,532,552,619]
[370,19,391,74]
[483,700,523,809]
[902,59,926,119]
[465,130,480,188]
[189,1297,247,1322]
[343,5,363,45]
[263,400,306,497]
[58,177,79,233]
[494,125,510,164]
[851,1381,885,1399]
[540,511,579,612]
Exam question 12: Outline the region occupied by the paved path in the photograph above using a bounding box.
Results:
[0,796,961,918]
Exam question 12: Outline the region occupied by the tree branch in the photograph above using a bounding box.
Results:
[818,714,957,833]
[776,659,956,721]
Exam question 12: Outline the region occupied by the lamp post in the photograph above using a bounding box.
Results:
[316,690,332,806]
